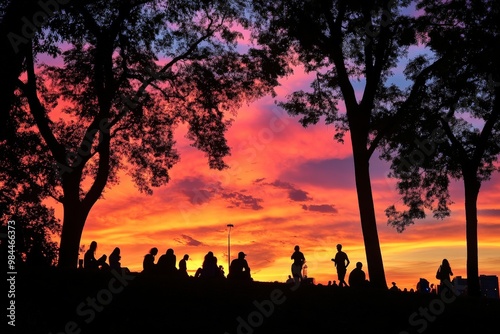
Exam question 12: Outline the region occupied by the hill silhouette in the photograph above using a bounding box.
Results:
[15,268,500,334]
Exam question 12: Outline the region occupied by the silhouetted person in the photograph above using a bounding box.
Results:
[219,265,226,278]
[157,248,177,275]
[331,244,350,287]
[390,282,400,292]
[332,280,338,288]
[286,275,294,284]
[436,258,453,293]
[291,245,305,284]
[416,278,430,293]
[143,247,158,274]
[348,261,367,288]
[200,251,221,279]
[178,254,189,278]
[228,251,251,281]
[109,247,129,273]
[83,241,106,270]
[99,254,110,271]
[109,247,121,271]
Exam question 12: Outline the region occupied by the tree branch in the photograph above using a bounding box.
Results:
[367,57,447,158]
[108,16,221,129]
[474,86,500,164]
[20,43,66,164]
[321,0,358,111]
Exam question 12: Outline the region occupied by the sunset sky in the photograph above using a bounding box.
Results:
[24,4,498,291]
[43,61,500,291]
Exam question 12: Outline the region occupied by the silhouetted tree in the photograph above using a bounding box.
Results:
[2,0,282,269]
[252,0,417,289]
[0,0,73,141]
[381,0,500,297]
[1,124,60,266]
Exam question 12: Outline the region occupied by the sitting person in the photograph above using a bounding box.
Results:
[199,251,223,279]
[390,281,400,292]
[417,278,430,293]
[156,248,177,276]
[178,254,189,278]
[348,262,368,288]
[109,247,129,273]
[228,252,252,281]
[100,254,110,271]
[143,247,158,274]
[194,267,203,278]
[83,241,107,270]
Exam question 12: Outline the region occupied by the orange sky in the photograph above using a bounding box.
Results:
[44,66,500,292]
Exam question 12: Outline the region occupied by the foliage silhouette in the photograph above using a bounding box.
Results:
[2,0,283,269]
[381,0,500,297]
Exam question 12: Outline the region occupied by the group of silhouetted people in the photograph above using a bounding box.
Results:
[291,244,455,293]
[82,240,454,292]
[194,251,223,279]
[414,258,454,294]
[141,247,191,279]
[81,241,252,281]
[289,243,369,289]
[82,241,129,274]
[142,247,252,281]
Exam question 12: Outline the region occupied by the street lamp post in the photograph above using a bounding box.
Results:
[227,224,234,271]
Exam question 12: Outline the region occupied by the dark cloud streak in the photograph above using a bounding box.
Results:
[302,204,338,214]
[174,234,205,247]
[222,192,264,210]
[266,179,313,202]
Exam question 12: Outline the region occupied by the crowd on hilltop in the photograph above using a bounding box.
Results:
[81,241,252,281]
[289,244,370,289]
[81,241,455,292]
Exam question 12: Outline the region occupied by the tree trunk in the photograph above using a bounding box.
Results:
[350,126,387,289]
[57,199,90,269]
[463,168,481,297]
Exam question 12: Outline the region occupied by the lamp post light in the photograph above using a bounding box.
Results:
[227,224,234,271]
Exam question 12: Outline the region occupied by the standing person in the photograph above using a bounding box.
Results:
[331,244,350,287]
[436,258,453,293]
[291,245,305,284]
[178,254,189,278]
[143,247,158,274]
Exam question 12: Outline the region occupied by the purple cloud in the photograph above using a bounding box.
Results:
[267,179,313,202]
[221,192,264,210]
[302,204,338,214]
[281,157,391,189]
[174,176,221,205]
